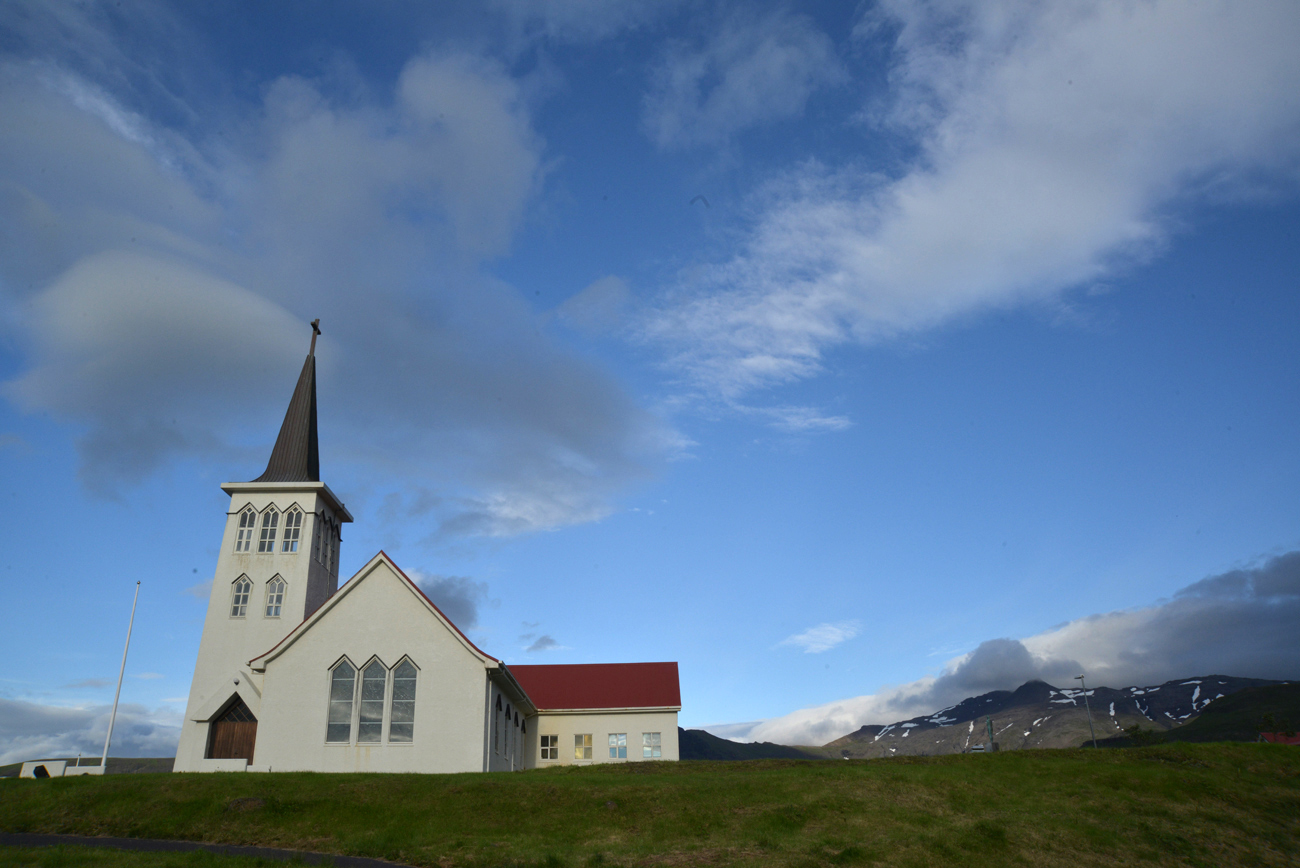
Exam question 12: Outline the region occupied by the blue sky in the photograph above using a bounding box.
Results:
[2,0,1299,761]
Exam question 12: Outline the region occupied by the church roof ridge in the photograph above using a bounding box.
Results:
[252,319,321,483]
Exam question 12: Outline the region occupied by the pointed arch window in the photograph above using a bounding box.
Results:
[258,508,279,553]
[234,508,256,553]
[264,577,286,618]
[327,660,355,743]
[281,508,303,553]
[230,577,252,618]
[389,659,417,743]
[358,659,387,743]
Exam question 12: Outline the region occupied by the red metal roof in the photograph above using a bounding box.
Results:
[509,662,680,710]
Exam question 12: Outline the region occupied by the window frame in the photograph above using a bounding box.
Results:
[264,576,286,618]
[229,577,252,618]
[388,657,417,744]
[357,657,388,744]
[574,733,593,760]
[642,732,662,759]
[608,732,627,760]
[234,507,256,553]
[326,658,357,744]
[540,734,558,760]
[257,508,279,553]
[281,507,303,553]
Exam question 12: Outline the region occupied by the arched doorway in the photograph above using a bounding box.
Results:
[206,696,257,764]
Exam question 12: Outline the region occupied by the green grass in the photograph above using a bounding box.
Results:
[2,744,1298,867]
[0,846,300,867]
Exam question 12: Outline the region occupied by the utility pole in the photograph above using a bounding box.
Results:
[1076,674,1098,749]
[101,582,141,771]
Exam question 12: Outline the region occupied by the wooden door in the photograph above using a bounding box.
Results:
[207,696,257,763]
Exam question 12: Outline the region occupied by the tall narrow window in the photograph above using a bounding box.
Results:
[322,518,333,568]
[258,509,279,553]
[313,515,323,563]
[358,660,386,743]
[389,659,416,743]
[234,508,256,552]
[327,661,355,743]
[230,578,252,618]
[281,508,303,553]
[264,577,285,618]
[494,695,502,754]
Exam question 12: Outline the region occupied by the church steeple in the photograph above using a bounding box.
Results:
[253,319,321,483]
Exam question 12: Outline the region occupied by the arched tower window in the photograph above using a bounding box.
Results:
[389,659,417,743]
[258,508,279,553]
[229,577,252,618]
[358,659,387,743]
[281,508,303,553]
[264,577,286,618]
[327,660,355,743]
[234,507,256,553]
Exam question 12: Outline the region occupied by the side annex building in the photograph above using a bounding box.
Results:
[174,326,680,773]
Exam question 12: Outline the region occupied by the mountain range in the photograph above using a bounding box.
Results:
[680,674,1292,761]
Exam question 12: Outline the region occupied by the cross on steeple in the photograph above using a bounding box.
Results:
[309,318,321,356]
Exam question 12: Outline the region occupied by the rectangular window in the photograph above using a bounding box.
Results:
[358,661,386,743]
[574,733,592,760]
[540,735,558,760]
[608,733,627,759]
[327,663,355,743]
[389,660,416,743]
[643,732,662,759]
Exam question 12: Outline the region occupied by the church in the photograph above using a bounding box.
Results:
[173,323,680,773]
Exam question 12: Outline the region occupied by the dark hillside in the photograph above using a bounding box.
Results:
[678,727,822,760]
[1097,682,1300,747]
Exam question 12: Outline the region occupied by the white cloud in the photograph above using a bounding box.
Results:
[778,620,861,654]
[0,41,677,536]
[643,10,845,149]
[717,549,1300,746]
[645,1,1300,398]
[0,698,181,765]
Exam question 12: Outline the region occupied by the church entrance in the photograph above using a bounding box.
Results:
[206,696,257,764]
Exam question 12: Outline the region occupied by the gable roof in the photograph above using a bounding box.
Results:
[249,551,498,669]
[254,350,319,483]
[509,662,681,711]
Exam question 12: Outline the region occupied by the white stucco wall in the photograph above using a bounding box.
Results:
[532,710,679,766]
[175,481,349,772]
[249,556,498,774]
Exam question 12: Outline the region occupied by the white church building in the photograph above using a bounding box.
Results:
[174,324,680,773]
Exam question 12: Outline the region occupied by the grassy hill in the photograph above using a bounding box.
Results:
[2,743,1297,867]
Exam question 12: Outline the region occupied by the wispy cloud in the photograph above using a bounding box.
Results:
[0,698,181,765]
[643,9,845,150]
[61,679,111,690]
[526,635,561,653]
[778,620,861,654]
[645,1,1300,400]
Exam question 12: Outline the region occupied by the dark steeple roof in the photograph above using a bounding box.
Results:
[253,320,321,483]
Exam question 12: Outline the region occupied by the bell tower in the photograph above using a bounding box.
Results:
[174,320,353,771]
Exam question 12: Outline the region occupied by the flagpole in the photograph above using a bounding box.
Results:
[101,582,141,771]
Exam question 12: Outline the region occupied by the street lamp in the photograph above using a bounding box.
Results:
[1075,674,1098,749]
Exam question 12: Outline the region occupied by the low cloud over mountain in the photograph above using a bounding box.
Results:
[713,550,1300,746]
